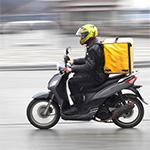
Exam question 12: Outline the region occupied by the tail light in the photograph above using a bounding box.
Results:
[125,76,137,84]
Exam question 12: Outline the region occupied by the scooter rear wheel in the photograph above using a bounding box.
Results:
[27,99,60,129]
[113,94,144,128]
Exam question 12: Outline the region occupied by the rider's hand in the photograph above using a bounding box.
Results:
[68,61,74,66]
[63,68,72,74]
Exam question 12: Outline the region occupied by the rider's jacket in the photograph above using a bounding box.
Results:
[71,38,109,85]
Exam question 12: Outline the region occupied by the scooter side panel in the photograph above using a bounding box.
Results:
[50,73,70,106]
[91,82,131,100]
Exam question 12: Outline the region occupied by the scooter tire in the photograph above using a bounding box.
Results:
[27,99,60,129]
[113,94,144,128]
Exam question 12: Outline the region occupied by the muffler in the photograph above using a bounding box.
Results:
[111,102,135,119]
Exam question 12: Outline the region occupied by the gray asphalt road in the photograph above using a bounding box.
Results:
[0,121,150,150]
[0,67,150,150]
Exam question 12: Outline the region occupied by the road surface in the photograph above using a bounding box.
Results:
[0,68,150,150]
[0,31,150,149]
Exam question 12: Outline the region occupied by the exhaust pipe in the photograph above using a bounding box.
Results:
[111,102,135,119]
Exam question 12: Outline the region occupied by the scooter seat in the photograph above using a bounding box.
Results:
[83,74,126,93]
[108,74,127,80]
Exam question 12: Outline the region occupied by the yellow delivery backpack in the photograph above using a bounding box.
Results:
[102,37,133,74]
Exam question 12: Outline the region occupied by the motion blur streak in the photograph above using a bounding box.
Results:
[0,0,149,69]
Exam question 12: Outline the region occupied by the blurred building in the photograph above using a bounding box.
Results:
[0,0,149,37]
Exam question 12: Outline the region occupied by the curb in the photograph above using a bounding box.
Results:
[0,61,149,71]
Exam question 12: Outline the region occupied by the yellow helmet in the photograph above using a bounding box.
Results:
[76,24,98,45]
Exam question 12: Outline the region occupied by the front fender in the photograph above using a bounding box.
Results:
[32,91,52,99]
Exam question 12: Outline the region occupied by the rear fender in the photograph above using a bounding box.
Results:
[129,85,148,105]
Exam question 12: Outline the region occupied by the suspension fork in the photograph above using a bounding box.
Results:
[43,94,54,116]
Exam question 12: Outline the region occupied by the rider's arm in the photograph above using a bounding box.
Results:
[71,49,95,73]
[73,58,85,65]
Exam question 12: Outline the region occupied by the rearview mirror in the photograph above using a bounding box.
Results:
[66,46,71,55]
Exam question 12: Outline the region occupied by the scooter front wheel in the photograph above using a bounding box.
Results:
[27,99,60,129]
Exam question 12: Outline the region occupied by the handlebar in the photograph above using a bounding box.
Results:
[57,46,72,74]
[57,61,72,74]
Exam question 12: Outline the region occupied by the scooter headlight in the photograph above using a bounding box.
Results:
[50,80,58,87]
[48,74,61,90]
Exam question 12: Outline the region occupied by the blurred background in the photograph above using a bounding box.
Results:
[0,2,150,149]
[0,0,149,35]
[0,0,149,69]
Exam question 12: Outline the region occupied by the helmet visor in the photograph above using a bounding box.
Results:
[76,28,89,39]
[76,28,82,36]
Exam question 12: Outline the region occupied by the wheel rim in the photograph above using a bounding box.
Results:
[114,99,141,125]
[30,101,58,127]
[37,105,53,118]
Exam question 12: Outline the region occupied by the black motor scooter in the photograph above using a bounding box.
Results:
[27,47,148,129]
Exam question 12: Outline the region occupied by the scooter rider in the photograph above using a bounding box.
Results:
[64,24,109,115]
